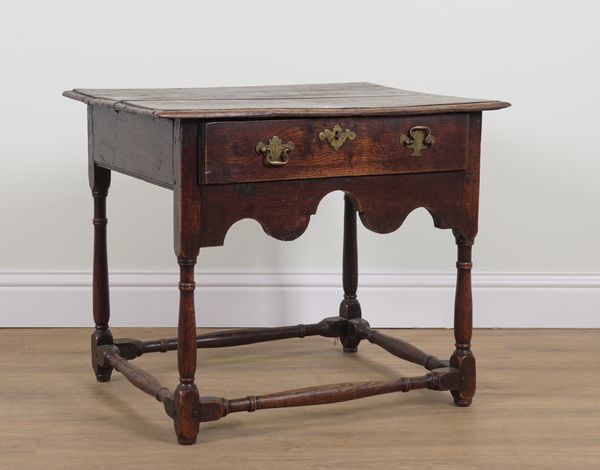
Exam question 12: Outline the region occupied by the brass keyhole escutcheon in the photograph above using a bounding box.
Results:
[400,126,435,157]
[255,136,295,166]
[319,124,356,151]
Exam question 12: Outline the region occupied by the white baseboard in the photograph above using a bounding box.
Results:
[1,271,599,328]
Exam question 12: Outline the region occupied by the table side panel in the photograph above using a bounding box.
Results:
[90,107,175,188]
[203,114,468,184]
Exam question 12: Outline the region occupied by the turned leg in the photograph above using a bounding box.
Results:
[450,230,476,406]
[173,256,201,445]
[339,194,363,352]
[171,120,202,444]
[90,165,113,382]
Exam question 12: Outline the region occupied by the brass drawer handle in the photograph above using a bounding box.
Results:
[400,126,435,156]
[255,136,295,166]
[319,124,356,150]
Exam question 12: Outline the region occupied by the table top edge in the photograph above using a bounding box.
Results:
[63,85,511,119]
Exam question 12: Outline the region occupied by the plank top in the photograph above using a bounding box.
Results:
[64,82,510,119]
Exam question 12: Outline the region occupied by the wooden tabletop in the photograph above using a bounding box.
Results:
[64,82,510,119]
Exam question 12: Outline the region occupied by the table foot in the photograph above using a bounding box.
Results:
[450,352,476,407]
[174,383,200,445]
[339,298,361,353]
[91,328,113,382]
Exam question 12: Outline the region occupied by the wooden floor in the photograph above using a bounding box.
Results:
[1,328,599,469]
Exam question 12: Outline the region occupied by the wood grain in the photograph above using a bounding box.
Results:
[1,328,598,469]
[103,346,173,406]
[90,107,175,188]
[128,317,344,356]
[64,82,510,119]
[65,83,420,100]
[198,172,466,247]
[203,114,468,184]
[224,371,449,413]
[353,321,446,370]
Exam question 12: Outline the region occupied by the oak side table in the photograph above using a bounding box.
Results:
[64,83,509,444]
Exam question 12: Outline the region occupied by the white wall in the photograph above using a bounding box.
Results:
[1,1,599,327]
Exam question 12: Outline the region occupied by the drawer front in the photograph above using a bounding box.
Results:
[203,114,468,184]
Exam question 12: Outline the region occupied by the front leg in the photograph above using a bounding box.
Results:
[450,230,476,406]
[172,120,202,444]
[173,256,201,444]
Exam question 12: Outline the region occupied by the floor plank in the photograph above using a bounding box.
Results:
[1,328,599,469]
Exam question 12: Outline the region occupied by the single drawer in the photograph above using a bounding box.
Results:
[203,114,469,184]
